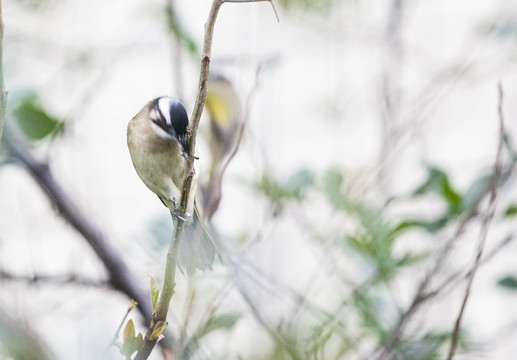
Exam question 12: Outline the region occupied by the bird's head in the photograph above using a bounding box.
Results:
[149,96,189,156]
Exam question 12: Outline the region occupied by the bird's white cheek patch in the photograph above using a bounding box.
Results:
[151,121,174,139]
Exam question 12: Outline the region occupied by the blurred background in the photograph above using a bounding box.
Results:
[1,0,517,359]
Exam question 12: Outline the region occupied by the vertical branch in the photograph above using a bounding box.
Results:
[179,0,222,218]
[136,2,274,359]
[134,1,224,359]
[378,0,404,194]
[166,0,185,101]
[446,83,505,359]
[0,0,6,143]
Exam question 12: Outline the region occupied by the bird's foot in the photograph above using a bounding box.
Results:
[173,211,187,222]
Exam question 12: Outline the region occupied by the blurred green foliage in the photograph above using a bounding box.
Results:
[13,0,60,10]
[181,313,241,359]
[164,2,199,58]
[11,91,64,141]
[276,0,341,13]
[115,319,144,360]
[4,1,517,359]
[497,276,517,290]
[323,169,422,282]
[482,15,517,39]
[255,168,313,212]
[503,204,517,218]
[248,161,515,359]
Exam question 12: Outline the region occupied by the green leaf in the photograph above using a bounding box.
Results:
[13,92,64,140]
[284,168,313,199]
[497,276,517,290]
[393,217,450,234]
[463,169,512,215]
[504,204,517,218]
[119,319,144,358]
[202,313,240,336]
[255,169,313,206]
[413,166,463,215]
[150,321,167,341]
[394,331,452,360]
[256,172,284,203]
[113,341,123,351]
[461,174,491,214]
[321,168,353,212]
[123,319,135,341]
[183,313,241,359]
[352,291,387,340]
[150,277,160,312]
[276,0,339,13]
[120,333,144,359]
[164,3,199,57]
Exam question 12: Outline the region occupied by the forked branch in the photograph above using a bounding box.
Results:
[134,1,275,359]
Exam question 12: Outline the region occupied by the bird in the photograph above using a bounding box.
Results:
[127,96,216,274]
[205,74,241,177]
[201,74,242,220]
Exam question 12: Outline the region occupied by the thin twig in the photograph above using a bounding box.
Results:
[373,211,473,359]
[424,233,513,303]
[224,0,279,21]
[0,270,110,288]
[373,110,510,360]
[446,83,505,359]
[232,268,303,360]
[167,0,185,101]
[378,0,404,193]
[105,300,138,355]
[0,0,5,143]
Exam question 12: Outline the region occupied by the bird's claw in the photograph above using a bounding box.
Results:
[181,150,199,160]
[173,211,187,222]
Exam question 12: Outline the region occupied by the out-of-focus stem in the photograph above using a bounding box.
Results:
[0,1,6,143]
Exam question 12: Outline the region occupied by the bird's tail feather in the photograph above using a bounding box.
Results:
[177,202,220,275]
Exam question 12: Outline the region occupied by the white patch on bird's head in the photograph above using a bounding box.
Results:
[150,120,175,139]
[158,96,174,126]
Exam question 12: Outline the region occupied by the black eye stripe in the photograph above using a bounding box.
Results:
[150,107,174,136]
[149,97,189,146]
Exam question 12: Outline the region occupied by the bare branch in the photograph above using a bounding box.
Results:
[135,0,223,358]
[231,266,303,360]
[224,0,279,21]
[0,270,110,288]
[446,83,505,359]
[135,2,276,358]
[0,0,6,143]
[2,121,165,348]
[378,0,405,193]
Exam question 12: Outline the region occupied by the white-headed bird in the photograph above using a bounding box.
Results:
[127,96,215,274]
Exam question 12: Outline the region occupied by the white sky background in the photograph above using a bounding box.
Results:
[1,0,517,359]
